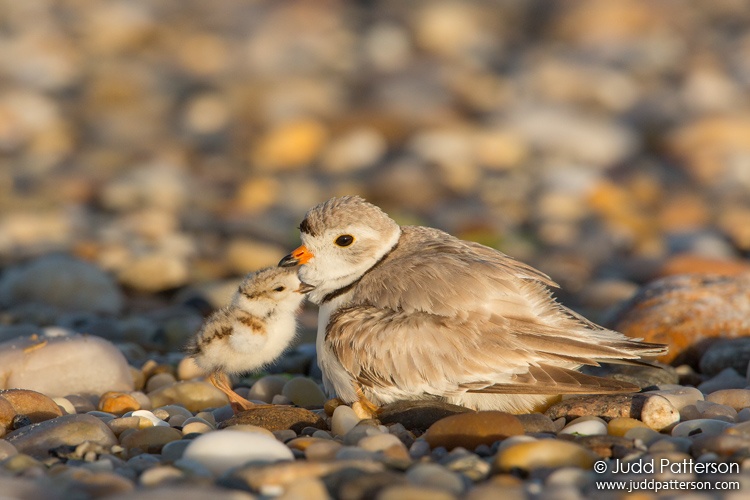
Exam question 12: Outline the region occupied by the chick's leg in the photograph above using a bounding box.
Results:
[208,372,271,413]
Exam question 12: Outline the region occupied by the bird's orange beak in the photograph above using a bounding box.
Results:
[279,245,313,267]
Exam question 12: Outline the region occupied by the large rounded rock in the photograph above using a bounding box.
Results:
[5,414,117,458]
[423,411,524,450]
[183,429,294,475]
[0,331,134,397]
[608,274,750,365]
[0,255,122,314]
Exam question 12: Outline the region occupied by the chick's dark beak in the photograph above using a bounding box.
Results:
[296,282,316,294]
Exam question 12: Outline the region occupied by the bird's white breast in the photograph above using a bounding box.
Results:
[316,295,359,402]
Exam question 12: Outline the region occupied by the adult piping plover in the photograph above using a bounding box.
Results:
[280,196,667,414]
[186,266,312,412]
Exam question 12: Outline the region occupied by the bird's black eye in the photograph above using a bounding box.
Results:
[335,234,354,247]
[274,286,285,292]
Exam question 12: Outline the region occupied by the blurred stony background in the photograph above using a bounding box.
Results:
[1,0,750,337]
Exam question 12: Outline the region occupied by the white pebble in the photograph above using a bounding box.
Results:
[559,416,607,436]
[183,429,293,475]
[53,397,76,415]
[331,405,361,437]
[131,410,169,427]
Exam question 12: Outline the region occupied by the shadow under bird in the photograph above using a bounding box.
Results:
[186,266,313,412]
[280,195,667,415]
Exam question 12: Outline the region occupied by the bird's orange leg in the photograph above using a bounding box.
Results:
[352,385,380,419]
[208,372,272,413]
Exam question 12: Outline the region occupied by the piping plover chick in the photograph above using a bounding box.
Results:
[280,195,667,416]
[186,266,312,412]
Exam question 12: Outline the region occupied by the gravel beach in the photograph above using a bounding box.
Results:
[2,1,750,498]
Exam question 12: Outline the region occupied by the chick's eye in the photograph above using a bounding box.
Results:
[274,286,285,292]
[335,234,354,247]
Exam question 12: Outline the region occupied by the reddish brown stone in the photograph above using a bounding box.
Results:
[658,254,750,278]
[98,391,141,416]
[423,411,524,450]
[608,274,750,365]
[0,389,63,424]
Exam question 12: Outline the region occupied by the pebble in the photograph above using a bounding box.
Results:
[247,375,288,404]
[343,424,384,446]
[281,377,326,407]
[331,405,361,437]
[706,389,750,411]
[358,433,405,453]
[671,419,734,438]
[559,416,608,436]
[181,420,213,435]
[406,463,465,495]
[277,477,331,500]
[0,255,123,314]
[0,332,134,396]
[138,465,184,487]
[495,440,598,471]
[423,411,524,450]
[175,357,204,381]
[698,368,748,394]
[0,389,63,424]
[516,413,563,434]
[108,485,256,500]
[0,440,18,460]
[160,440,192,462]
[98,392,141,415]
[377,400,473,431]
[702,338,750,376]
[121,426,182,456]
[545,393,679,431]
[52,397,76,415]
[305,440,343,461]
[183,430,294,475]
[645,386,704,411]
[695,400,737,421]
[130,410,169,427]
[147,381,228,413]
[5,414,118,459]
[145,373,178,393]
[607,417,650,437]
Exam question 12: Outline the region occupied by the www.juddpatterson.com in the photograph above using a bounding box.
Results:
[594,459,740,492]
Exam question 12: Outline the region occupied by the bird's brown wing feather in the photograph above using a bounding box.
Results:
[326,304,658,398]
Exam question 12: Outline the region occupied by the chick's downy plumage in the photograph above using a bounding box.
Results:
[187,266,310,411]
